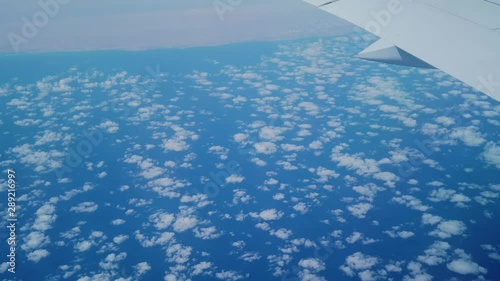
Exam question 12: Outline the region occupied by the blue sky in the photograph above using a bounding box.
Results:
[0,0,349,53]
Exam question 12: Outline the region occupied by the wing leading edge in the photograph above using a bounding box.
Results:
[303,0,500,102]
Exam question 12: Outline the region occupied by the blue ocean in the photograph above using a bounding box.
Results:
[0,33,499,281]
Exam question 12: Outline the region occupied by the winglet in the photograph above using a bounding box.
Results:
[357,39,435,69]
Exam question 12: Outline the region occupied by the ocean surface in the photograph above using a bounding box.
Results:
[0,33,499,281]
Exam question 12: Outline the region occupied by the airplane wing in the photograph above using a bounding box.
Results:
[303,0,500,102]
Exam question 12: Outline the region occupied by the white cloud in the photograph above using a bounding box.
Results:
[309,140,323,150]
[113,235,129,244]
[408,179,418,185]
[358,270,377,281]
[417,241,450,266]
[164,274,177,281]
[251,158,267,166]
[173,216,198,232]
[21,232,50,252]
[299,258,326,272]
[215,270,246,281]
[91,231,105,239]
[392,195,429,212]
[232,189,252,205]
[272,228,293,240]
[233,133,249,142]
[58,177,72,184]
[11,144,64,173]
[299,101,319,115]
[33,203,57,231]
[373,172,399,187]
[430,220,467,239]
[164,161,176,168]
[379,104,400,113]
[225,174,245,184]
[0,262,8,273]
[405,261,433,281]
[352,183,384,202]
[135,231,174,247]
[70,202,98,213]
[346,232,363,244]
[192,261,212,276]
[111,219,126,225]
[450,193,471,207]
[297,129,312,137]
[138,159,165,179]
[397,231,414,239]
[331,147,380,176]
[259,126,286,141]
[194,226,220,240]
[447,259,487,275]
[273,193,285,200]
[255,222,271,231]
[99,252,127,270]
[482,142,500,169]
[239,72,261,80]
[281,144,304,152]
[293,202,309,214]
[276,160,298,170]
[340,252,378,277]
[34,131,62,146]
[166,243,192,264]
[265,178,278,185]
[450,126,485,147]
[232,240,246,249]
[60,227,81,239]
[315,166,340,183]
[27,249,50,263]
[254,142,277,154]
[421,213,443,225]
[258,209,283,220]
[98,120,119,133]
[75,240,93,252]
[347,203,373,219]
[162,139,189,152]
[428,188,456,202]
[209,146,229,159]
[435,116,455,126]
[134,262,151,276]
[239,252,261,262]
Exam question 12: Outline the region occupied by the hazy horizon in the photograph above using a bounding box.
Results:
[0,0,350,54]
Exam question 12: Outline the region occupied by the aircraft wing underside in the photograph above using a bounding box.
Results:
[303,0,500,102]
